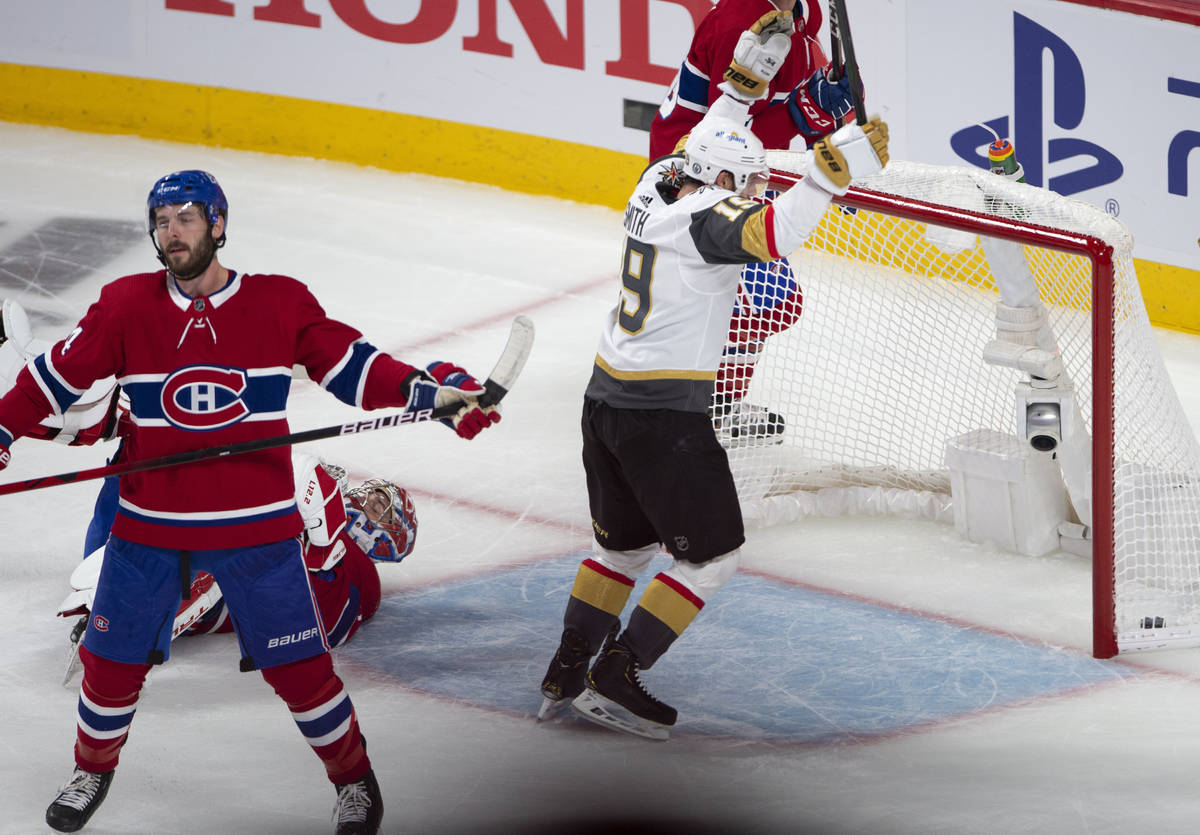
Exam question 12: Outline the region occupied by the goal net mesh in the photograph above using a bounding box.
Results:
[724,151,1200,654]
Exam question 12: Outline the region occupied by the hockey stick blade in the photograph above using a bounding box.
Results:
[0,315,536,497]
[477,313,534,408]
[827,0,867,126]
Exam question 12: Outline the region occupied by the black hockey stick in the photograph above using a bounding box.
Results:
[826,7,844,82]
[0,315,535,497]
[827,0,867,126]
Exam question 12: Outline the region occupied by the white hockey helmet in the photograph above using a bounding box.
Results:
[683,117,769,196]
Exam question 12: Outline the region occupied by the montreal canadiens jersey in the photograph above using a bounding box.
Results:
[0,270,417,550]
[586,154,782,413]
[648,0,829,159]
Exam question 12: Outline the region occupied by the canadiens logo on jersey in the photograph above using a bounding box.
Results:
[160,364,250,430]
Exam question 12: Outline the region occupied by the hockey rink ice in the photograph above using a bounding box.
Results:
[6,121,1200,834]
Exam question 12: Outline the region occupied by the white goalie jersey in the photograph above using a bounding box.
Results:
[586,154,834,413]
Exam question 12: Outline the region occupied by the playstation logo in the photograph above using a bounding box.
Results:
[950,12,1123,196]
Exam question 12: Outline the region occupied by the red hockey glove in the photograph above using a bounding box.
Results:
[404,361,501,440]
[787,67,857,139]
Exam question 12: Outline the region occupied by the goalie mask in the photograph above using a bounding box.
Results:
[345,479,418,563]
[683,117,770,198]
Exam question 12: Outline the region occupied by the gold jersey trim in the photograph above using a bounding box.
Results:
[593,354,717,382]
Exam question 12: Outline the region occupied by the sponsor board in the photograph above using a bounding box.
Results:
[1,1,1195,270]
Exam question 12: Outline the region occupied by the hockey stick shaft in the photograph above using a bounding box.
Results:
[827,11,844,82]
[0,315,535,497]
[827,0,867,126]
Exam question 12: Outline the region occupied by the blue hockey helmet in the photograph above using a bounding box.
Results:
[146,170,228,237]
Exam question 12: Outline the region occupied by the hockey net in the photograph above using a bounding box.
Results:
[719,150,1200,658]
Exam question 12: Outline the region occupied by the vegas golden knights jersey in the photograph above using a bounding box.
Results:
[586,153,829,413]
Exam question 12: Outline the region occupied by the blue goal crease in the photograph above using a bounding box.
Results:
[339,552,1140,743]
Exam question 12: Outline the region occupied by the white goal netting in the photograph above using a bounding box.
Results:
[719,151,1200,656]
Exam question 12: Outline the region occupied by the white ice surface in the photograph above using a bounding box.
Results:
[3,123,1200,834]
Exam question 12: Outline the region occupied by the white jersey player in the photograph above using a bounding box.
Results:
[541,9,890,739]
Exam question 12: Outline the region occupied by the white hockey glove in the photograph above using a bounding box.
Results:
[807,117,889,196]
[719,10,793,102]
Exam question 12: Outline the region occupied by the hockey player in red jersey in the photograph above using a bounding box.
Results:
[0,169,499,834]
[650,0,858,445]
[1,305,411,662]
[649,0,839,160]
[540,9,888,740]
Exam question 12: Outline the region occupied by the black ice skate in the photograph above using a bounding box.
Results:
[538,625,612,721]
[45,767,114,833]
[332,768,383,835]
[710,400,786,447]
[571,638,677,741]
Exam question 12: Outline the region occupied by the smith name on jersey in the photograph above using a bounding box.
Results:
[0,271,419,549]
[586,152,832,414]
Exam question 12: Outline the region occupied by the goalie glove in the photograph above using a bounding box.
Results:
[806,117,889,196]
[404,361,501,440]
[719,10,793,101]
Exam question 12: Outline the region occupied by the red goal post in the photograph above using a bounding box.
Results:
[724,150,1200,659]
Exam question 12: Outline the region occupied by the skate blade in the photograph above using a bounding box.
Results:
[570,690,670,741]
[62,643,82,687]
[62,621,86,687]
[537,695,568,721]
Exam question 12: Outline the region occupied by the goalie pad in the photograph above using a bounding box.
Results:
[57,547,226,642]
[294,452,349,550]
[170,572,225,639]
[56,547,105,618]
[1,299,121,445]
[0,298,47,358]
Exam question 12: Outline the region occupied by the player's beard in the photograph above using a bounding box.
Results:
[165,234,216,281]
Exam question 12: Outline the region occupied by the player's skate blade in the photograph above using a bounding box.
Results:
[570,689,670,741]
[61,616,87,687]
[537,695,570,721]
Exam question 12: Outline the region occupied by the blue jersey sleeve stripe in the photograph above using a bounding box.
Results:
[323,341,379,407]
[32,354,82,415]
[677,60,710,110]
